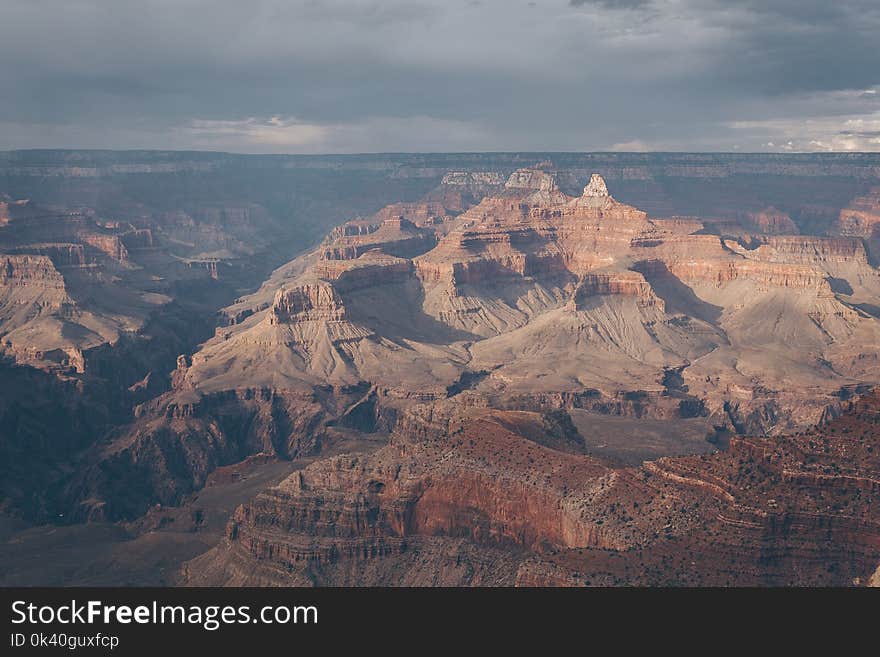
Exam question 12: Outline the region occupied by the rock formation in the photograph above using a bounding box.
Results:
[583,172,610,198]
[835,186,880,263]
[836,187,880,238]
[744,206,799,234]
[81,169,880,529]
[184,390,880,586]
[4,152,880,587]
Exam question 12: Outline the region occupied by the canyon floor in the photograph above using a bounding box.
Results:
[2,151,880,586]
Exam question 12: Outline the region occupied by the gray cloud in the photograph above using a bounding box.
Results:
[0,0,877,152]
[569,0,651,8]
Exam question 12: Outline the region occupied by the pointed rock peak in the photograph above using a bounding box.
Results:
[583,173,610,198]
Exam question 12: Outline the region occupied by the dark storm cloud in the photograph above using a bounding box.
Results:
[690,0,880,96]
[0,0,877,152]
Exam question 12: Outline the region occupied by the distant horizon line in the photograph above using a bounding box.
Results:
[3,148,880,158]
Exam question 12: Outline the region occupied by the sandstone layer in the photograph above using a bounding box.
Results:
[184,390,880,586]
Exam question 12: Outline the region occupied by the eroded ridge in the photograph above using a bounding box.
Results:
[184,391,880,586]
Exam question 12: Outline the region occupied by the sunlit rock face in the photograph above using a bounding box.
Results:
[583,173,610,198]
[3,152,880,587]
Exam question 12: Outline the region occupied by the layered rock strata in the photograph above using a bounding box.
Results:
[90,170,880,525]
[184,391,880,586]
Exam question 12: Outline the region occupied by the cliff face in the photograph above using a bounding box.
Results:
[573,271,661,308]
[270,283,347,324]
[662,259,832,291]
[80,233,129,261]
[836,187,880,238]
[745,207,799,234]
[321,217,436,261]
[184,391,880,586]
[835,187,880,263]
[0,254,85,372]
[1,254,66,290]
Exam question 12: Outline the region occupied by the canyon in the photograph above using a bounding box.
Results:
[185,390,880,586]
[2,151,880,586]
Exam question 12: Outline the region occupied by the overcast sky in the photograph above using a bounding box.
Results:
[1,0,879,153]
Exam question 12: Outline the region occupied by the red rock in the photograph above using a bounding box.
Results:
[744,206,799,234]
[836,187,880,238]
[185,391,880,586]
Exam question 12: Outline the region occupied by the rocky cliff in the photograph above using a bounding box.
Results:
[744,206,799,234]
[835,187,880,263]
[184,391,880,586]
[836,187,880,238]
